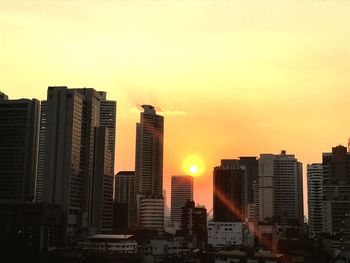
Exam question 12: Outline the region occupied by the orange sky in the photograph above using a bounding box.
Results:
[1,1,350,213]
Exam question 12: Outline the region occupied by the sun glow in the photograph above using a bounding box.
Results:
[182,155,205,177]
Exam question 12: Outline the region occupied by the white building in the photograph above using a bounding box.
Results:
[78,234,137,254]
[139,196,164,233]
[307,163,324,239]
[208,222,254,248]
[258,151,303,229]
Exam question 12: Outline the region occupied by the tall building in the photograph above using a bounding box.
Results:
[115,171,137,227]
[135,105,164,197]
[35,100,46,202]
[181,200,207,250]
[171,175,193,224]
[258,151,303,228]
[307,163,324,239]
[42,87,116,243]
[322,145,350,235]
[91,127,113,233]
[0,96,40,203]
[221,157,258,204]
[213,162,246,222]
[98,91,116,173]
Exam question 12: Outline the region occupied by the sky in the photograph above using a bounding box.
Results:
[1,1,350,213]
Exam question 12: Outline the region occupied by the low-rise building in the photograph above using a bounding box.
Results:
[208,222,254,248]
[78,234,137,254]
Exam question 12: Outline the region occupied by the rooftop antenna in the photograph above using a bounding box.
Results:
[348,138,350,152]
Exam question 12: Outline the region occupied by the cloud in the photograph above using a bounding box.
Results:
[130,104,187,116]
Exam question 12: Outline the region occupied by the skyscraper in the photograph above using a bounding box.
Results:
[0,95,39,203]
[322,145,350,235]
[171,175,193,224]
[35,100,46,202]
[115,171,137,227]
[42,87,116,243]
[91,127,113,233]
[307,163,324,239]
[258,151,303,228]
[213,161,246,222]
[221,157,258,204]
[98,91,116,173]
[135,105,164,197]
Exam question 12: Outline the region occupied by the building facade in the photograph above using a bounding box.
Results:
[322,145,350,235]
[35,100,46,202]
[213,162,246,222]
[258,151,303,229]
[171,175,193,224]
[91,127,113,233]
[42,87,116,244]
[181,200,207,250]
[135,105,164,197]
[307,163,324,239]
[98,91,116,174]
[0,96,40,203]
[115,171,137,227]
[139,196,165,234]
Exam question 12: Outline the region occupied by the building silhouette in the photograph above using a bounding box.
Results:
[42,87,116,243]
[135,105,164,231]
[258,151,303,228]
[0,95,39,203]
[135,105,164,197]
[115,171,137,227]
[181,200,207,250]
[322,145,350,235]
[213,161,246,222]
[171,175,193,224]
[91,127,114,233]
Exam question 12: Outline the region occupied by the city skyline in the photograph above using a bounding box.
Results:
[1,1,350,212]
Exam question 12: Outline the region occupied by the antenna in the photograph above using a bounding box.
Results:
[348,138,350,152]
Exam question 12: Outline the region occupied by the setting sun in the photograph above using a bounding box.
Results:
[189,165,199,175]
[182,155,205,177]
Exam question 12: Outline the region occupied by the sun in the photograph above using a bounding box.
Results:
[182,155,205,177]
[189,165,199,174]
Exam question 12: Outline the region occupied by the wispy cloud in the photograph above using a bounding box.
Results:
[130,104,187,116]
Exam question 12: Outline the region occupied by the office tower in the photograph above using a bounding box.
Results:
[171,175,193,224]
[35,100,46,202]
[213,162,246,222]
[115,171,137,227]
[42,87,115,243]
[258,151,303,228]
[181,200,207,250]
[307,163,324,239]
[322,145,350,235]
[91,127,113,233]
[135,105,164,197]
[221,157,258,204]
[98,91,116,173]
[139,196,164,234]
[0,96,39,203]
